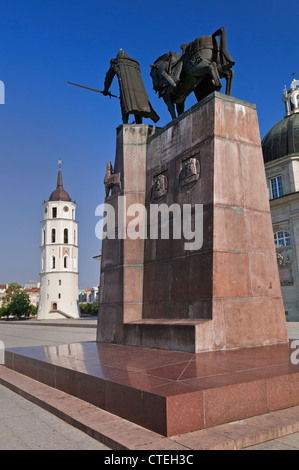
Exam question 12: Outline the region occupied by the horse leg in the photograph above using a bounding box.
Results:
[208,62,222,91]
[189,59,222,91]
[163,95,177,120]
[224,69,234,95]
[194,76,215,102]
[176,101,185,116]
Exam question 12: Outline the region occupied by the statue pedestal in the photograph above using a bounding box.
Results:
[97,92,288,353]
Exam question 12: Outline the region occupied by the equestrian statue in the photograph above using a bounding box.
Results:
[150,27,235,120]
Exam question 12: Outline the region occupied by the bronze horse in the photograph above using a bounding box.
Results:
[150,27,235,120]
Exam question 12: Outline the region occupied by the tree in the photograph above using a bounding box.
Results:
[0,305,10,318]
[8,291,31,318]
[1,283,23,308]
[90,301,98,315]
[30,305,38,317]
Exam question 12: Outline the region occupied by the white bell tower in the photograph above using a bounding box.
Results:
[37,163,80,320]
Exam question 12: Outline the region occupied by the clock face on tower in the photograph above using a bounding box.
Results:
[63,206,69,212]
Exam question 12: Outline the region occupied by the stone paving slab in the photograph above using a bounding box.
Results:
[0,381,108,450]
[0,318,97,328]
[1,365,299,450]
[0,323,96,348]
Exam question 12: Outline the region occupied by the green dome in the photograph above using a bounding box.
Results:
[262,113,299,164]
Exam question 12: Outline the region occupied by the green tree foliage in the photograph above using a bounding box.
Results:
[79,301,98,316]
[8,291,31,318]
[90,301,98,315]
[1,283,23,307]
[30,305,38,317]
[0,283,33,318]
[0,305,10,318]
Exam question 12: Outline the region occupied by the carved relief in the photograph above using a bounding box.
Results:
[179,156,200,190]
[104,161,121,197]
[151,173,168,203]
[277,252,294,286]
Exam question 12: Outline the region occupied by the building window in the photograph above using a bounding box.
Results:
[64,256,68,269]
[64,228,68,244]
[52,207,57,218]
[43,230,46,245]
[270,176,283,199]
[274,231,291,247]
[58,293,61,299]
[52,256,56,269]
[51,228,56,243]
[59,280,61,285]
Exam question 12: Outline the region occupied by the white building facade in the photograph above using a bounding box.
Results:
[262,78,299,321]
[37,168,80,319]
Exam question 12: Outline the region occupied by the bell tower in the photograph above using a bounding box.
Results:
[37,163,80,320]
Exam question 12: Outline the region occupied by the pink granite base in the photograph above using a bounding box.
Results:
[97,93,288,354]
[5,341,299,437]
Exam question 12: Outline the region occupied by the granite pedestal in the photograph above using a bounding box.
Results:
[97,92,288,353]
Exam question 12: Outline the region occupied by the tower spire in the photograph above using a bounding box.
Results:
[57,161,63,189]
[49,161,71,202]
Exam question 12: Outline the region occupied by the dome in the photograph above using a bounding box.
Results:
[49,168,71,202]
[262,113,299,164]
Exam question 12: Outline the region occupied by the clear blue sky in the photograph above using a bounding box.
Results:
[0,0,297,289]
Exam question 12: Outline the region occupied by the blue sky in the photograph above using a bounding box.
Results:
[0,0,298,289]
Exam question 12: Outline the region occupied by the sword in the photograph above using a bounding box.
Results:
[67,82,118,98]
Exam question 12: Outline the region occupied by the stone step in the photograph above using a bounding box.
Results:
[2,365,299,450]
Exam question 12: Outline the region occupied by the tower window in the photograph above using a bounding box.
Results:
[274,231,291,247]
[64,256,68,268]
[58,293,61,299]
[51,229,56,243]
[52,207,57,218]
[64,228,68,244]
[43,230,46,245]
[52,256,56,269]
[270,176,283,199]
[59,280,61,285]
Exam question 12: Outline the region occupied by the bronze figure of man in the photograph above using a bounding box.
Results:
[103,49,159,124]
